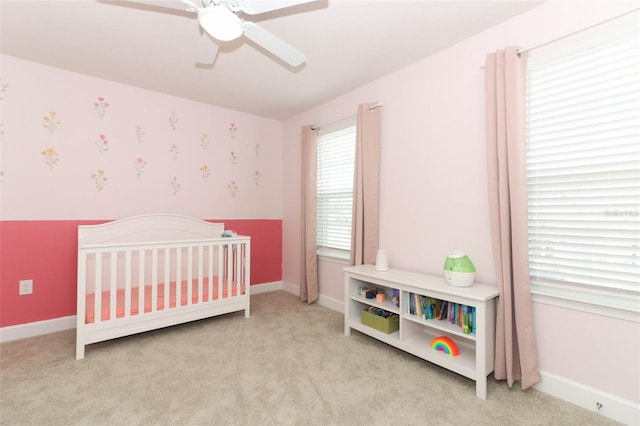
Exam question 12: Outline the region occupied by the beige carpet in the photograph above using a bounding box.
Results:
[0,291,619,425]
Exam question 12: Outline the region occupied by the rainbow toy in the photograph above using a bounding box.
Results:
[430,336,460,357]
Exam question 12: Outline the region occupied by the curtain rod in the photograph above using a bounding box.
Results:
[480,7,639,68]
[311,103,383,131]
[516,7,639,57]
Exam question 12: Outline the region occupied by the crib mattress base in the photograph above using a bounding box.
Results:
[80,297,249,346]
[85,278,239,323]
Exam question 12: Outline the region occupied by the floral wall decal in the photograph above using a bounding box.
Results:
[228,123,238,140]
[169,111,179,130]
[93,97,109,119]
[170,176,181,196]
[169,144,179,160]
[227,180,238,198]
[200,165,211,181]
[90,169,107,191]
[41,147,60,170]
[133,157,147,178]
[43,111,60,134]
[0,170,5,182]
[253,170,262,186]
[95,134,109,154]
[135,125,145,143]
[255,143,261,157]
[5,56,284,223]
[200,133,210,150]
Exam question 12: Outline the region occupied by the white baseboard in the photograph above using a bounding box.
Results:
[250,281,284,294]
[317,294,344,313]
[281,280,299,296]
[0,316,76,343]
[280,281,344,313]
[534,370,640,425]
[0,281,284,343]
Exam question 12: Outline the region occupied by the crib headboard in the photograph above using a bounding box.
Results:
[78,214,225,247]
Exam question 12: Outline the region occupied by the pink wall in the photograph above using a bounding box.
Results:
[0,55,284,327]
[282,0,639,406]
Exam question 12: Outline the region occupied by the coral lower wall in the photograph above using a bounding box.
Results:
[0,219,281,327]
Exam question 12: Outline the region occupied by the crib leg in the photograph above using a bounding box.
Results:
[76,343,85,360]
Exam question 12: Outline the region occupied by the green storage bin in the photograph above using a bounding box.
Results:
[361,309,399,334]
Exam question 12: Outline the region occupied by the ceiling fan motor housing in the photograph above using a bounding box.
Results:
[198,5,244,41]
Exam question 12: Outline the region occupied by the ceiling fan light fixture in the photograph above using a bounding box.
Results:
[199,5,244,42]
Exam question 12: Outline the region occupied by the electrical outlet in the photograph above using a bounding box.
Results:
[19,279,33,295]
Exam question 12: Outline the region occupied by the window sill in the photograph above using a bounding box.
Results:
[531,291,640,323]
[317,247,350,262]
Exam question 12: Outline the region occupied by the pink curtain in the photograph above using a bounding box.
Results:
[300,125,319,303]
[484,47,541,390]
[350,103,381,266]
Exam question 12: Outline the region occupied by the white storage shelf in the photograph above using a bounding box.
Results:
[344,264,499,399]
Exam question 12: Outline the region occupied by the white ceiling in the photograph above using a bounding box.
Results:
[1,0,544,120]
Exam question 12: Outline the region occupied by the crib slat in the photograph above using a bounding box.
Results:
[207,244,214,302]
[244,241,250,295]
[151,249,158,312]
[197,245,203,304]
[138,249,145,317]
[109,252,117,321]
[244,242,249,293]
[94,253,102,324]
[241,244,245,289]
[187,246,193,306]
[164,248,170,310]
[235,244,242,294]
[176,247,182,307]
[218,245,224,300]
[125,250,132,318]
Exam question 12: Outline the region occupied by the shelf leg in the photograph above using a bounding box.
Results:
[476,375,487,400]
[475,303,489,399]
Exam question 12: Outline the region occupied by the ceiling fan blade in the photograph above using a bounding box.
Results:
[195,32,220,65]
[238,0,316,15]
[117,0,200,13]
[243,22,305,67]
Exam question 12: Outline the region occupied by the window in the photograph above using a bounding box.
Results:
[525,23,640,320]
[316,121,357,258]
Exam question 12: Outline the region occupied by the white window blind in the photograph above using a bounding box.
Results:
[317,124,356,253]
[525,27,640,317]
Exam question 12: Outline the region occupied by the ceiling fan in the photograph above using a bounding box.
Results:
[118,0,316,67]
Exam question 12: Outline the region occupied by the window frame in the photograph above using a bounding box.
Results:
[315,118,357,260]
[524,21,640,322]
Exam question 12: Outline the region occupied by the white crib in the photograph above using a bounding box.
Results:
[76,214,250,360]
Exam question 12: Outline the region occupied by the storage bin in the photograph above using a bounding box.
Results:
[361,309,399,334]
